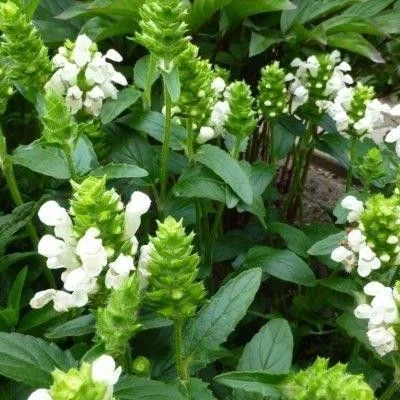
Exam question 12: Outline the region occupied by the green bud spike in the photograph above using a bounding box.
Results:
[349,83,375,134]
[70,176,125,251]
[132,356,151,377]
[41,91,79,147]
[356,147,386,188]
[176,43,215,129]
[360,193,400,265]
[307,54,335,102]
[225,81,257,140]
[0,1,52,91]
[258,61,289,119]
[213,65,230,83]
[135,0,189,63]
[0,64,13,114]
[146,216,205,320]
[50,363,108,400]
[280,357,375,400]
[96,275,142,359]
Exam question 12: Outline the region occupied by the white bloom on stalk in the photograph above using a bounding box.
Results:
[124,191,152,239]
[330,246,355,272]
[284,73,309,111]
[367,327,397,356]
[105,254,135,289]
[137,243,154,290]
[71,34,93,67]
[91,354,122,387]
[385,125,400,157]
[66,85,83,115]
[76,228,108,277]
[29,289,88,312]
[341,195,364,223]
[291,55,320,78]
[62,267,97,293]
[325,62,353,96]
[38,235,66,258]
[209,100,230,136]
[83,85,105,117]
[211,77,226,94]
[27,389,53,400]
[347,229,366,252]
[197,126,215,144]
[357,246,381,277]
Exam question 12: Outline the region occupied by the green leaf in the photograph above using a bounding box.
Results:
[373,10,400,34]
[307,232,346,256]
[90,163,148,179]
[0,252,36,274]
[100,87,142,124]
[185,378,217,399]
[114,376,186,400]
[183,269,262,370]
[0,332,76,387]
[174,165,239,208]
[249,32,283,57]
[327,32,384,63]
[336,312,371,349]
[126,111,186,151]
[134,55,160,90]
[344,0,395,18]
[270,223,312,258]
[213,231,254,262]
[189,0,233,32]
[238,319,293,373]
[161,65,181,103]
[72,135,99,176]
[318,277,358,295]
[5,267,28,327]
[249,162,275,196]
[245,246,316,286]
[214,371,285,397]
[193,145,253,204]
[320,15,385,36]
[11,142,70,179]
[222,0,295,30]
[45,315,95,339]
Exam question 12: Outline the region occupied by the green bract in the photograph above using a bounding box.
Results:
[70,176,125,252]
[176,43,215,129]
[225,81,257,140]
[0,65,13,114]
[41,91,79,147]
[135,0,189,64]
[357,147,386,187]
[348,83,375,135]
[307,55,335,106]
[50,364,108,400]
[280,358,375,400]
[360,193,400,265]
[258,61,289,119]
[146,216,205,319]
[0,1,51,91]
[96,275,142,359]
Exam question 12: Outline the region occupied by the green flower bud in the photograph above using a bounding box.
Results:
[50,363,108,400]
[132,356,151,377]
[135,0,189,64]
[176,44,215,129]
[41,91,79,147]
[70,176,125,251]
[225,81,257,140]
[356,147,386,188]
[96,275,142,359]
[348,83,375,132]
[258,61,289,119]
[360,194,400,265]
[307,55,335,103]
[0,1,52,91]
[280,357,375,400]
[214,65,230,83]
[146,216,205,320]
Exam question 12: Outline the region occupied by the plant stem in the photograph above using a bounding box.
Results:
[159,66,172,212]
[346,136,357,191]
[63,145,76,181]
[380,382,399,400]
[186,117,194,161]
[268,121,275,164]
[173,318,188,381]
[143,54,157,111]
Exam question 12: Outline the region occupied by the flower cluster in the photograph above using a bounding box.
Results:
[285,50,353,112]
[45,34,127,116]
[280,357,374,400]
[28,355,121,400]
[355,282,399,356]
[30,177,151,312]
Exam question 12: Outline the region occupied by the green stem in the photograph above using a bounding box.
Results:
[173,318,188,381]
[186,117,194,161]
[380,382,399,400]
[63,145,76,181]
[160,68,172,212]
[143,54,157,111]
[346,136,357,191]
[123,345,133,375]
[268,121,275,164]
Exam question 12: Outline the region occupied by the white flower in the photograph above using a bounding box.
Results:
[66,85,83,114]
[84,86,105,116]
[347,229,366,252]
[291,55,320,78]
[62,267,97,293]
[137,243,154,290]
[197,126,215,144]
[357,246,381,277]
[38,235,66,258]
[292,85,309,111]
[105,254,135,289]
[330,50,341,64]
[59,63,80,86]
[71,34,93,67]
[209,100,230,135]
[53,290,88,312]
[211,77,226,94]
[328,102,349,132]
[364,281,386,297]
[124,192,151,238]
[27,389,53,400]
[30,289,57,309]
[367,326,397,356]
[330,246,356,272]
[92,355,122,386]
[105,49,123,62]
[44,70,66,95]
[341,195,364,223]
[391,104,400,117]
[76,228,108,277]
[385,126,400,157]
